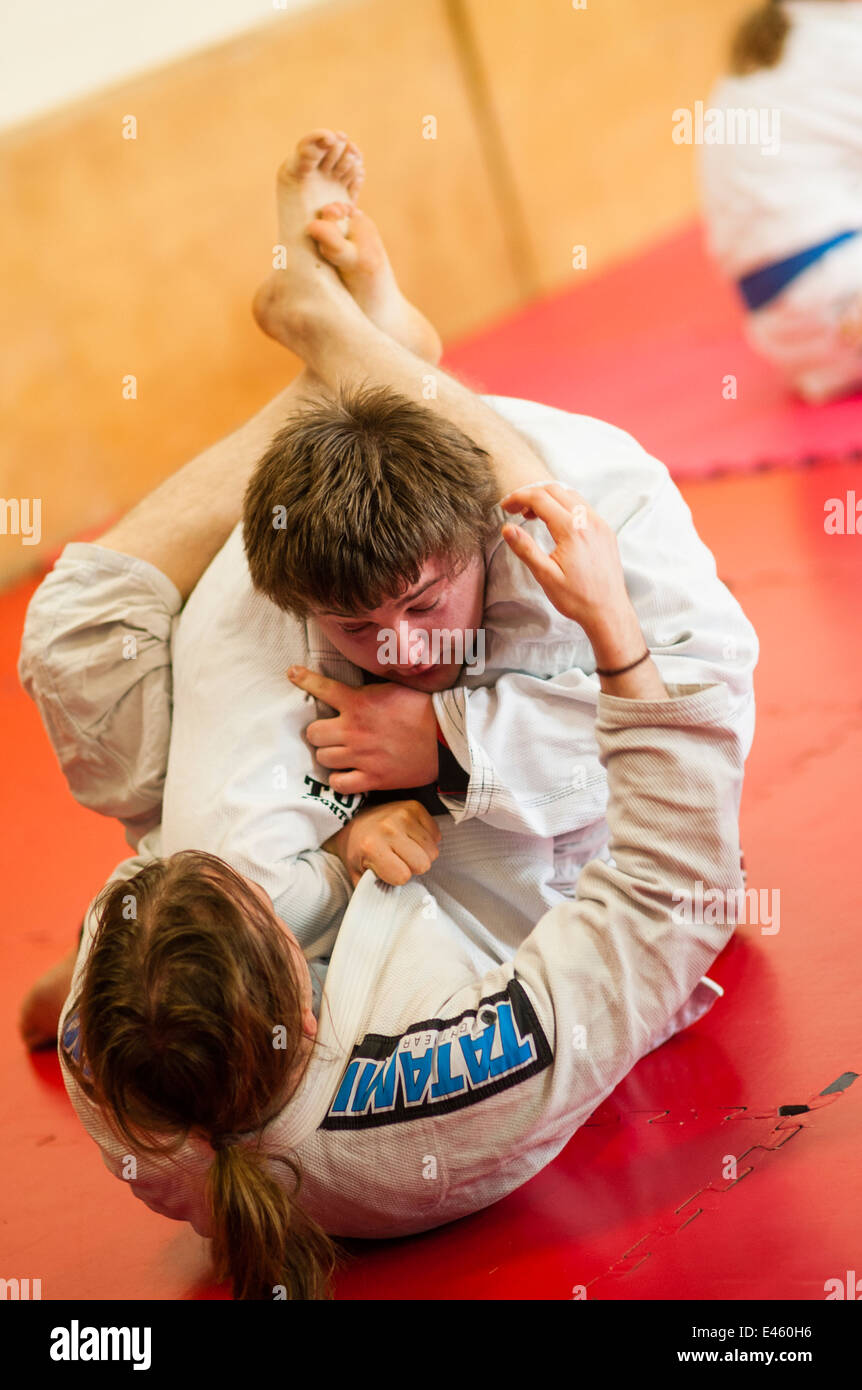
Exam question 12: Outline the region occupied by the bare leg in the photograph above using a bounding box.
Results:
[255,290,552,496]
[308,200,442,365]
[254,137,552,495]
[96,130,450,600]
[97,371,320,601]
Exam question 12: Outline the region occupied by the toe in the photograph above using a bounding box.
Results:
[319,201,351,220]
[307,218,355,267]
[319,134,348,173]
[292,129,336,175]
[299,128,337,154]
[346,155,366,196]
[333,140,360,181]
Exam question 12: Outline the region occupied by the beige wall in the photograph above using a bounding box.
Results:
[0,0,752,586]
[460,0,754,290]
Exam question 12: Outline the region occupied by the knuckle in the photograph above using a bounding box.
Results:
[351,702,368,731]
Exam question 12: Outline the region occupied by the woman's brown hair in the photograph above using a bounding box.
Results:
[729,1,791,74]
[62,850,338,1299]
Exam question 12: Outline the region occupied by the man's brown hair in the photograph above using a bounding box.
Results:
[242,385,500,616]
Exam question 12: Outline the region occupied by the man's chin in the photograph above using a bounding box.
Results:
[389,663,464,692]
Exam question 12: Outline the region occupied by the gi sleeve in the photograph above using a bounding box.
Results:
[432,475,757,837]
[18,543,182,846]
[158,531,359,959]
[500,681,745,1156]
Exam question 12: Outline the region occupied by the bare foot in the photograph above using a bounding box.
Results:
[308,201,442,364]
[254,130,441,363]
[19,943,79,1050]
[253,129,366,351]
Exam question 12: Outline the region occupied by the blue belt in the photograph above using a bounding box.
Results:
[737,230,861,311]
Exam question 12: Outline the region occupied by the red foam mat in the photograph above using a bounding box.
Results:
[444,224,862,479]
[2,453,860,1299]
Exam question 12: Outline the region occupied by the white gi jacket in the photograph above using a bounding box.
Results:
[57,681,744,1239]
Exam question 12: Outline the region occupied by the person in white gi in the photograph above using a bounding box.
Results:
[699,0,862,402]
[18,132,750,1298]
[22,468,745,1293]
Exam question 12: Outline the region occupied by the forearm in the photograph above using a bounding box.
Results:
[97,371,319,600]
[590,606,670,701]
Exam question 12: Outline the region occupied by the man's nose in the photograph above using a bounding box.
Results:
[402,625,432,665]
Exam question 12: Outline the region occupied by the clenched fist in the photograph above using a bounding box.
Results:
[323,799,442,886]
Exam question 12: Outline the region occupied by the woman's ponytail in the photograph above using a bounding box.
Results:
[208,1144,337,1300]
[64,850,342,1301]
[729,1,791,75]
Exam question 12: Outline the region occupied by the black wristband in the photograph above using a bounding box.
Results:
[595,648,651,678]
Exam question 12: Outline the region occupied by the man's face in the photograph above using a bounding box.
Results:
[310,553,486,692]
